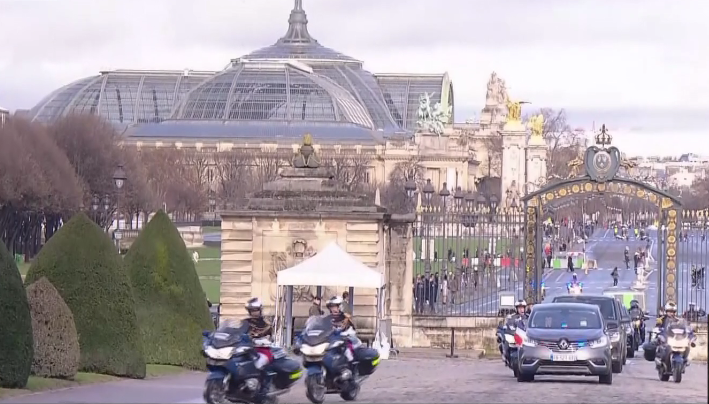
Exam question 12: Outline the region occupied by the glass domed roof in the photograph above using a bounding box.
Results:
[170,62,374,128]
[239,0,360,64]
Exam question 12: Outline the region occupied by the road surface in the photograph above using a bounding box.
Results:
[2,356,706,403]
[542,228,655,306]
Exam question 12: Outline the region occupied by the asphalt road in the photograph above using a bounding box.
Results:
[2,356,706,403]
[542,228,655,306]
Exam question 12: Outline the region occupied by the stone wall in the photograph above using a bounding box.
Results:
[219,214,384,330]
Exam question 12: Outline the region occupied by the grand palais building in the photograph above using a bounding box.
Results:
[26,1,544,201]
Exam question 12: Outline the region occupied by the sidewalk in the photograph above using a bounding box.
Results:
[394,347,487,360]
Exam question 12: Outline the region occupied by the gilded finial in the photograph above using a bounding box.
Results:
[303,133,313,146]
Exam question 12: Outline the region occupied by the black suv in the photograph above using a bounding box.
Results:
[552,295,627,373]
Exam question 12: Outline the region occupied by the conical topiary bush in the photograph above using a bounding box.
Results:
[25,212,146,378]
[26,277,81,379]
[125,210,213,369]
[0,240,33,388]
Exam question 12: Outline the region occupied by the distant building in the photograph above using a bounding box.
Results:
[0,107,8,127]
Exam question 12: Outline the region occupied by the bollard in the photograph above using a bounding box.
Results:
[446,327,458,358]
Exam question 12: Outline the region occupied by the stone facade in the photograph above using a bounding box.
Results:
[119,73,547,199]
[218,158,387,335]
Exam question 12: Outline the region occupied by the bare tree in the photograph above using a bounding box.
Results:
[479,134,503,178]
[213,150,254,203]
[322,153,373,191]
[534,108,584,180]
[253,151,287,187]
[0,118,82,256]
[380,156,425,214]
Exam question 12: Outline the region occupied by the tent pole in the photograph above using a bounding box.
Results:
[285,286,294,347]
[348,286,354,314]
[274,286,281,346]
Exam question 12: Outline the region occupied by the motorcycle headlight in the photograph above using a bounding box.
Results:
[300,343,329,356]
[589,336,609,348]
[608,332,621,342]
[633,320,641,327]
[204,346,235,360]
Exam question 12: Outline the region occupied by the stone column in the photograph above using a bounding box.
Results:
[386,218,415,347]
[500,121,527,201]
[525,135,547,194]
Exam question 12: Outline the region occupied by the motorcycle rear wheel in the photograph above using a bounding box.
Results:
[204,379,228,404]
[340,381,360,401]
[305,375,326,404]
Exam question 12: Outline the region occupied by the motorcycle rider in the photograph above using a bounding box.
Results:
[624,247,630,269]
[654,302,695,363]
[510,299,529,322]
[243,297,275,370]
[325,296,360,361]
[628,299,646,341]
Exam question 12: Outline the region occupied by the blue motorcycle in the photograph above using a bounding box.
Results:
[202,320,302,404]
[294,316,379,404]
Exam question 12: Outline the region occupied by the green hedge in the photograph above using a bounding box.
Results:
[125,211,213,369]
[26,277,81,379]
[0,240,33,388]
[25,213,146,379]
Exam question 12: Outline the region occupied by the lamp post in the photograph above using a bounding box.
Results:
[112,164,127,253]
[422,179,435,274]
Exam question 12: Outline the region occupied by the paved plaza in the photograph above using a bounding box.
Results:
[1,355,706,404]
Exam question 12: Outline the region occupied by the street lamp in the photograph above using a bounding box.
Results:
[113,164,127,190]
[404,176,417,200]
[422,179,435,206]
[209,193,217,213]
[454,187,464,210]
[112,164,127,254]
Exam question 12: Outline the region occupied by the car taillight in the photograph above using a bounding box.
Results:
[514,333,523,346]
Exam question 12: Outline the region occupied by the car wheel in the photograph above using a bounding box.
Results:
[516,372,534,382]
[599,372,613,385]
[627,346,635,358]
[612,360,623,374]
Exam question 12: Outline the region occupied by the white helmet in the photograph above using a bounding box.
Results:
[515,299,527,308]
[625,246,629,251]
[664,301,677,313]
[245,297,263,312]
[326,296,343,308]
[572,273,578,280]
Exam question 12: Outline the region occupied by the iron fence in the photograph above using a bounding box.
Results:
[412,205,526,317]
[676,211,709,321]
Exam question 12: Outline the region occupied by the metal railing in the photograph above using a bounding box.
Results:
[412,206,526,317]
[675,215,709,319]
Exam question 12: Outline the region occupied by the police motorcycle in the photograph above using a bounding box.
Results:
[495,300,528,377]
[294,315,379,404]
[654,322,696,383]
[540,282,547,300]
[642,304,697,383]
[202,320,302,404]
[629,300,648,346]
[566,274,583,295]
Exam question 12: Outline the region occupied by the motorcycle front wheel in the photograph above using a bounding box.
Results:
[305,374,326,404]
[204,379,228,404]
[340,381,360,401]
[673,362,683,383]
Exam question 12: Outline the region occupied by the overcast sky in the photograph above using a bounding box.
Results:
[1,0,706,156]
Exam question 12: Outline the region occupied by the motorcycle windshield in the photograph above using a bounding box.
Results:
[211,320,250,349]
[302,315,334,345]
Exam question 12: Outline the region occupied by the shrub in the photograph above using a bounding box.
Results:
[26,277,81,379]
[0,240,34,388]
[125,210,213,369]
[25,212,146,379]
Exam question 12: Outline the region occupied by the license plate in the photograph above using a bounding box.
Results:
[551,353,576,362]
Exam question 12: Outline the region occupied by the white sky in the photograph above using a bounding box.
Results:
[0,0,706,157]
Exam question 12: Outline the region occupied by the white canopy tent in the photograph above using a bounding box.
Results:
[277,242,385,289]
[274,242,386,349]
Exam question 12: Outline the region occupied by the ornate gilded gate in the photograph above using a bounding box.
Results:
[521,127,682,308]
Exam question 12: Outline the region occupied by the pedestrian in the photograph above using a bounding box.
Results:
[429,273,438,313]
[611,267,619,286]
[414,276,425,314]
[309,296,323,316]
[567,255,574,272]
[341,291,350,314]
[441,274,448,305]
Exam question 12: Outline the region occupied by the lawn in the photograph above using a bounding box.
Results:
[189,245,221,303]
[202,226,220,235]
[0,365,186,399]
